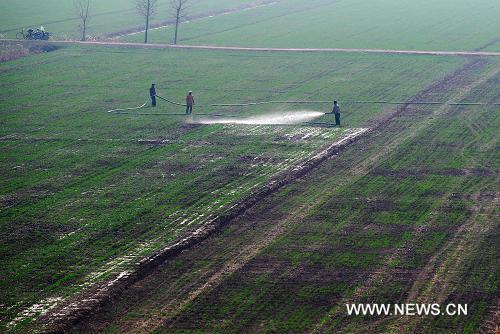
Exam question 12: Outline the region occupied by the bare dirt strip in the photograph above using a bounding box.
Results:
[2,39,500,57]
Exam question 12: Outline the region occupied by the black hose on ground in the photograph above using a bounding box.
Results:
[106,95,498,115]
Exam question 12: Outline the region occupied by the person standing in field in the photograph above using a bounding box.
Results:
[150,84,157,107]
[332,100,341,126]
[186,91,194,115]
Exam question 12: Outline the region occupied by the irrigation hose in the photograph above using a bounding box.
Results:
[156,95,499,107]
[106,95,498,115]
[106,97,239,117]
[106,101,149,113]
[156,95,186,106]
[209,100,497,107]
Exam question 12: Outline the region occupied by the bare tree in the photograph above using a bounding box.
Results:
[74,0,91,41]
[170,0,189,45]
[136,0,158,44]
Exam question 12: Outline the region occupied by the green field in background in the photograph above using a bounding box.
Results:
[124,0,500,51]
[0,0,257,39]
[2,0,498,51]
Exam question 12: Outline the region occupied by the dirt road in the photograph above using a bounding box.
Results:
[2,39,500,57]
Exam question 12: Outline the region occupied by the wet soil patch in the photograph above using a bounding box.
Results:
[238,154,281,164]
[136,139,170,146]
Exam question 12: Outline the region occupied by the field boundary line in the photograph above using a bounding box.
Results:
[2,39,500,57]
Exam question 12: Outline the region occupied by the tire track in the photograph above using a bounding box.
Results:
[395,192,499,334]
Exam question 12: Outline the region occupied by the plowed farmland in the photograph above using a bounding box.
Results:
[0,0,499,333]
[68,55,499,334]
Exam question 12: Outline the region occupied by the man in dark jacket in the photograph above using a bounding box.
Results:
[332,100,341,126]
[150,84,157,107]
[186,91,194,114]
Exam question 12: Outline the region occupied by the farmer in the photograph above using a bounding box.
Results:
[332,100,341,126]
[149,84,157,107]
[186,91,194,115]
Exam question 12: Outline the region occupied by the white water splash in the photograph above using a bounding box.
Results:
[195,110,324,125]
[7,297,63,329]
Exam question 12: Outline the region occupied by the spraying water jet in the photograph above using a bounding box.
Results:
[194,110,325,125]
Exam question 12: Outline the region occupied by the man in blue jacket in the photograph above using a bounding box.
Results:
[150,84,157,107]
[332,100,341,126]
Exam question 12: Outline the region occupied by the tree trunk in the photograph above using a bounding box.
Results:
[174,10,180,44]
[82,20,86,41]
[144,0,150,43]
